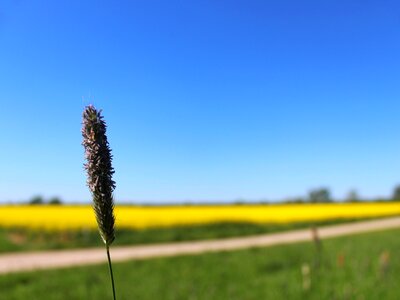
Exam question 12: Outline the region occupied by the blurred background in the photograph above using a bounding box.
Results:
[1,0,400,299]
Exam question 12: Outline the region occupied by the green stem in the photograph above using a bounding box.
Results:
[106,246,117,300]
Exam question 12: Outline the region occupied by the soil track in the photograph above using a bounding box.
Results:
[1,216,400,274]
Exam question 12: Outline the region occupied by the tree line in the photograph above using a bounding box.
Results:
[28,195,63,205]
[284,185,400,204]
[25,184,400,205]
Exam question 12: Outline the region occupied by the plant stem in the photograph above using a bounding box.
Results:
[106,246,117,300]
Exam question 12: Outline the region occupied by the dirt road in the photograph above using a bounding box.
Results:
[1,216,400,274]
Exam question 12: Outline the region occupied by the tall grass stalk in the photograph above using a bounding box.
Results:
[82,105,117,300]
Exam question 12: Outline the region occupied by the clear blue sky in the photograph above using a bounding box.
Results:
[1,0,400,203]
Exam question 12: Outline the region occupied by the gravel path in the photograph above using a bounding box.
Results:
[1,216,400,274]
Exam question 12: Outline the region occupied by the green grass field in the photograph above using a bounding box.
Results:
[0,218,378,253]
[1,228,399,299]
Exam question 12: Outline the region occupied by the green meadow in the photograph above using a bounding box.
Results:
[0,218,373,253]
[1,228,398,300]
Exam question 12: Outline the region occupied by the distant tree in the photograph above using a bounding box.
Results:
[49,197,62,205]
[29,195,44,205]
[308,188,332,203]
[283,197,306,204]
[392,185,400,201]
[233,198,246,205]
[345,189,360,202]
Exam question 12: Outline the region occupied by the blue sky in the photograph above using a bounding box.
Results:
[1,0,400,203]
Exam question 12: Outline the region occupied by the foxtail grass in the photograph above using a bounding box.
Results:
[82,105,117,300]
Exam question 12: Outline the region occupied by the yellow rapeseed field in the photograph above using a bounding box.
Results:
[0,203,400,230]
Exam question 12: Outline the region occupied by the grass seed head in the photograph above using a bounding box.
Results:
[82,105,116,246]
